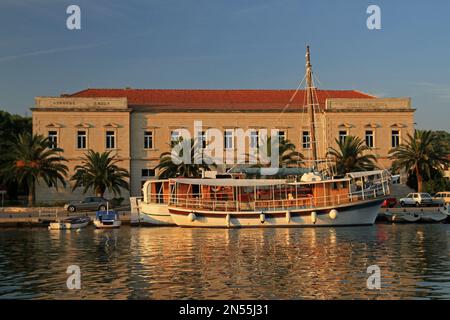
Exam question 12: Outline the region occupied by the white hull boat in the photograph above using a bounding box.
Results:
[169,198,384,228]
[48,216,91,230]
[139,202,174,225]
[94,210,122,229]
[148,47,391,229]
[137,180,175,226]
[93,220,122,229]
[168,171,390,228]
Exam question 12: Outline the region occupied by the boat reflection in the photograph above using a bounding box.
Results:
[0,225,449,299]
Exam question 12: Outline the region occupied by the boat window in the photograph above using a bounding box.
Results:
[192,184,200,198]
[297,185,313,197]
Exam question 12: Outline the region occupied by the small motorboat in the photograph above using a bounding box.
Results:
[419,211,447,223]
[48,216,91,230]
[94,210,122,229]
[439,205,450,219]
[383,211,420,223]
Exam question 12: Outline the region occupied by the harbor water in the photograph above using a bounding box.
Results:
[0,224,449,299]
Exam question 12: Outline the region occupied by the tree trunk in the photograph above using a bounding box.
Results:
[28,178,35,207]
[416,166,423,192]
[95,186,104,198]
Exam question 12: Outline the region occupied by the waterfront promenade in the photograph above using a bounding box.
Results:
[0,206,446,227]
[0,207,131,227]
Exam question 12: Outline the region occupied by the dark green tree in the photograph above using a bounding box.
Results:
[71,150,130,197]
[247,136,304,168]
[156,138,215,178]
[0,111,32,199]
[389,130,449,192]
[327,136,377,175]
[0,133,68,206]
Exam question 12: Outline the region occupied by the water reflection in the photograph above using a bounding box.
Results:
[0,224,449,299]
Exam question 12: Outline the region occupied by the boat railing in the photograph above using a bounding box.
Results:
[168,184,388,212]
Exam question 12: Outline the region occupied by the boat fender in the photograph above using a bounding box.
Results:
[329,209,338,220]
[286,211,291,223]
[311,211,317,224]
[260,212,265,224]
[188,212,196,222]
[226,214,231,227]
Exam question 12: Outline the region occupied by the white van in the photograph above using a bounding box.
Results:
[433,192,450,205]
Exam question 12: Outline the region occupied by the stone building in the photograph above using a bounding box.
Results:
[32,88,415,202]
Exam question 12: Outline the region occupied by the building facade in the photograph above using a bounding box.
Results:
[32,89,415,202]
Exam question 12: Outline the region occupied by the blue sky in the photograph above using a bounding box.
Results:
[0,0,449,131]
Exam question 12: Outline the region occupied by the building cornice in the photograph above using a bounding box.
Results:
[31,108,132,113]
[324,109,416,113]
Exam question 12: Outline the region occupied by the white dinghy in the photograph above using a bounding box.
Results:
[49,216,91,230]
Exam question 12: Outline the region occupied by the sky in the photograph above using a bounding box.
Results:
[0,0,449,131]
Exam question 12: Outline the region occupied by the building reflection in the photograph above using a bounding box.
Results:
[1,224,449,299]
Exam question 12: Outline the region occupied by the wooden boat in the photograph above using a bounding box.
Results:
[136,180,175,226]
[48,216,91,230]
[168,170,390,228]
[164,47,391,228]
[93,210,122,229]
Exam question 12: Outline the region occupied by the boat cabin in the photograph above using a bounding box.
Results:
[168,170,390,212]
[142,179,172,204]
[96,210,119,222]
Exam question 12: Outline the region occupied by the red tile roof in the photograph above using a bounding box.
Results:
[68,88,376,111]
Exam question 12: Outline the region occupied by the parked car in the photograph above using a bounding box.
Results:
[399,193,434,207]
[64,197,111,212]
[432,192,450,205]
[381,197,397,208]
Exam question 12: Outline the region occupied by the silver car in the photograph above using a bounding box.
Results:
[64,197,111,212]
[399,193,434,207]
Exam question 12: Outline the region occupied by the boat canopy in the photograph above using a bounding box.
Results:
[172,178,287,187]
[346,170,387,179]
[96,211,118,220]
[288,177,350,185]
[228,167,313,176]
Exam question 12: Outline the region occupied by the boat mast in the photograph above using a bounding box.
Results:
[305,45,318,168]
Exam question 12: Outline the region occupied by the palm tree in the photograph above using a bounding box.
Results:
[71,150,129,197]
[389,130,449,192]
[156,138,214,178]
[0,133,68,206]
[327,136,377,175]
[247,136,304,168]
